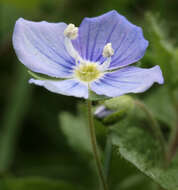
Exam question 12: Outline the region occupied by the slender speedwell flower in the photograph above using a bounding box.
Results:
[12,10,164,99]
[12,10,165,190]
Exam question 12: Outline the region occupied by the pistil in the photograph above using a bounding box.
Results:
[74,62,102,82]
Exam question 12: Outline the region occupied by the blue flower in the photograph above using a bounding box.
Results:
[12,10,164,99]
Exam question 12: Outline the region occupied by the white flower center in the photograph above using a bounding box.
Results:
[63,24,115,83]
[74,61,103,82]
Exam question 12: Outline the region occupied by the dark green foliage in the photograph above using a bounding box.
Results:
[0,177,82,190]
[111,116,178,190]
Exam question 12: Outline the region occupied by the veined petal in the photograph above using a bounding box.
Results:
[29,78,88,99]
[72,10,148,69]
[13,18,75,78]
[91,66,163,97]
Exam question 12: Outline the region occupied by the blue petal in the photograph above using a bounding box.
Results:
[13,18,75,78]
[91,66,164,97]
[72,10,148,69]
[29,79,88,99]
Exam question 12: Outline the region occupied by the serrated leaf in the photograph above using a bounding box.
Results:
[0,177,81,190]
[111,119,178,190]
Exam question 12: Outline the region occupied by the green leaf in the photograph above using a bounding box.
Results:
[145,13,175,85]
[0,64,31,173]
[117,174,157,190]
[171,49,178,88]
[111,119,178,190]
[59,104,106,157]
[0,177,80,190]
[145,12,174,60]
[143,86,176,128]
[59,106,92,156]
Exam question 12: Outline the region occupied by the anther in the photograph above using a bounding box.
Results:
[64,24,78,40]
[102,43,114,58]
[100,43,114,71]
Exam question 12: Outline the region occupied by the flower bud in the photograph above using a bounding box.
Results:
[94,105,114,119]
[95,95,134,124]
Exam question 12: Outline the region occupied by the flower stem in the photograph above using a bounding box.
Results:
[87,100,109,190]
[104,134,112,181]
[167,105,178,163]
[134,100,166,162]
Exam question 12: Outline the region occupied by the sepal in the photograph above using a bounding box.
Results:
[28,70,65,81]
[88,90,109,101]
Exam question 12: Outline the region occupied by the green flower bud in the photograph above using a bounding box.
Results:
[95,95,134,124]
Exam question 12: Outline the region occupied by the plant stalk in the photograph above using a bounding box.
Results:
[167,104,178,163]
[134,100,166,162]
[87,100,109,190]
[104,134,112,181]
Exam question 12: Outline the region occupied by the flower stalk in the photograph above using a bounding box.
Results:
[166,104,178,164]
[134,100,166,162]
[104,133,112,181]
[87,100,109,190]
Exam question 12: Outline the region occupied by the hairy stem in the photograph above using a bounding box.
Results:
[104,134,112,181]
[87,100,109,190]
[134,100,166,162]
[167,105,178,163]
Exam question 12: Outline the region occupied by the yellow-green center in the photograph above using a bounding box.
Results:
[74,62,102,82]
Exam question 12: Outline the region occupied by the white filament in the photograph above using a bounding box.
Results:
[64,27,115,75]
[64,37,81,62]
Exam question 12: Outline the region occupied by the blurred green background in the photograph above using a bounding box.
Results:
[0,0,178,190]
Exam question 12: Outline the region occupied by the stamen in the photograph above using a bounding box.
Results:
[64,37,80,60]
[100,57,111,71]
[63,28,114,83]
[100,43,114,71]
[102,43,114,58]
[64,24,81,61]
[64,24,78,40]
